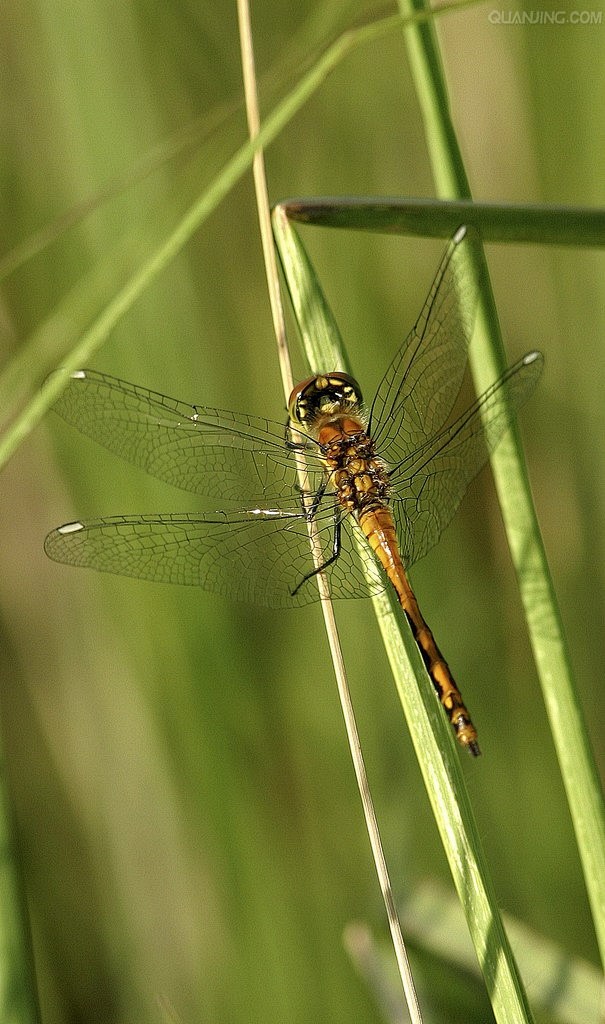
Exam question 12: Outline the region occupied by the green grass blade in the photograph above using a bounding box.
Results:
[272,205,353,377]
[398,0,605,978]
[273,209,535,1024]
[349,879,603,1024]
[401,880,604,1024]
[281,196,605,246]
[0,725,41,1024]
[0,1,483,474]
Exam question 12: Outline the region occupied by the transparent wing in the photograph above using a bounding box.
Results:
[368,226,479,465]
[49,369,325,502]
[390,351,543,567]
[44,505,388,609]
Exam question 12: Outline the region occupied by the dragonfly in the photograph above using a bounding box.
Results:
[45,227,543,755]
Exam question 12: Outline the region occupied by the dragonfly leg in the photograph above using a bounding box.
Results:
[290,508,341,597]
[299,478,330,520]
[284,422,319,453]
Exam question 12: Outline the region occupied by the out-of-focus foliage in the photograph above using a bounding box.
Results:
[0,3,603,1022]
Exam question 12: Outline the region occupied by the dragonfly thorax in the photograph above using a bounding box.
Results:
[322,430,391,516]
[288,372,363,438]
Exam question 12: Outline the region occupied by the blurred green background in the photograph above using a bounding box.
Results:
[1,2,604,1022]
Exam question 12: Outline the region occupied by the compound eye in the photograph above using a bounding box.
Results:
[340,381,362,405]
[330,373,363,406]
[288,376,315,424]
[288,372,363,428]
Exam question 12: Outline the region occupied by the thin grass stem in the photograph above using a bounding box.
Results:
[237,5,422,1019]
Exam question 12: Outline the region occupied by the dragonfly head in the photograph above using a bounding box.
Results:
[288,373,363,435]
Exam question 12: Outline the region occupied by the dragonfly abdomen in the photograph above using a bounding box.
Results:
[318,420,479,754]
[358,503,480,756]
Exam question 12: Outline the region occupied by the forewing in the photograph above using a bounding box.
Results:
[390,352,543,567]
[368,227,479,465]
[44,505,389,609]
[49,369,325,502]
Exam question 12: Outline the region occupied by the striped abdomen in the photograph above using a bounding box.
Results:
[358,504,479,755]
[320,419,479,756]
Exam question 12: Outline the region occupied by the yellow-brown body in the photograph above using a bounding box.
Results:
[318,416,479,754]
[288,371,479,754]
